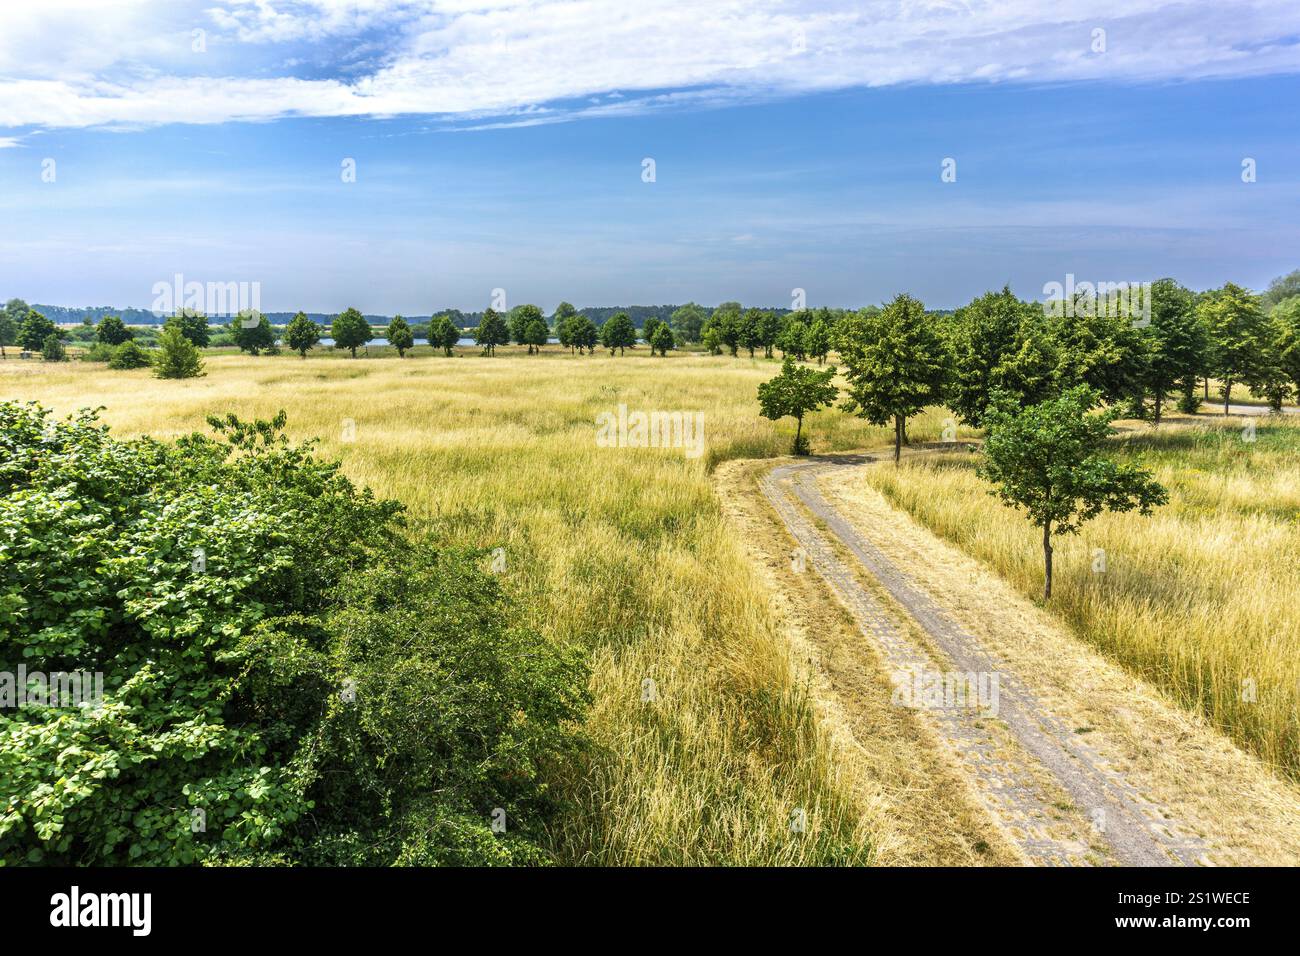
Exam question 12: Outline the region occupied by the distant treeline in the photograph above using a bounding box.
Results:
[36,303,797,329]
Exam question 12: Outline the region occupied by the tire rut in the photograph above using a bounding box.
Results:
[760,453,1211,867]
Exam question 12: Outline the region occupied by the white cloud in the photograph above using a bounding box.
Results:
[1,0,1298,131]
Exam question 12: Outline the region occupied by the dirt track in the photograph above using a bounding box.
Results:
[760,451,1212,866]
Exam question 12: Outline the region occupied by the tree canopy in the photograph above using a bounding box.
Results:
[979,385,1167,599]
[757,357,839,455]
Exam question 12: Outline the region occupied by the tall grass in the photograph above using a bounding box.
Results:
[0,348,926,864]
[861,419,1300,776]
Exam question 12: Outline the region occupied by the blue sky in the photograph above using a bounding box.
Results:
[1,1,1298,314]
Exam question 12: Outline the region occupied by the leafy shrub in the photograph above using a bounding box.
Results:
[79,342,116,363]
[108,340,152,370]
[0,403,588,865]
[153,325,204,379]
[40,334,67,362]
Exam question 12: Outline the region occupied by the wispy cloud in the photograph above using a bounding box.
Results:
[1,1,1298,132]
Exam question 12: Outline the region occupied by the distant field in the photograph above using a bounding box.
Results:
[0,347,953,865]
[861,417,1300,777]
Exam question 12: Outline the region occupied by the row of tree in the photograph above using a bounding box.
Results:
[757,279,1300,467]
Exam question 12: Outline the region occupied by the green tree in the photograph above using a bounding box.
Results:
[387,315,415,357]
[568,315,598,354]
[332,307,372,358]
[95,315,133,346]
[41,334,67,362]
[701,325,723,355]
[947,287,1056,427]
[167,309,211,348]
[428,314,460,356]
[0,312,16,360]
[837,294,947,463]
[739,309,765,358]
[642,317,665,348]
[285,311,321,358]
[552,301,578,325]
[0,298,28,357]
[1262,268,1300,310]
[523,318,548,354]
[777,320,807,360]
[649,323,675,356]
[153,324,205,378]
[601,312,636,355]
[709,302,742,356]
[18,310,57,352]
[1048,292,1147,408]
[510,305,546,350]
[108,339,152,370]
[758,311,782,359]
[670,302,707,343]
[1272,297,1300,406]
[757,357,839,455]
[1141,279,1205,424]
[475,308,509,355]
[1199,283,1268,414]
[979,385,1167,599]
[806,318,831,365]
[232,311,275,355]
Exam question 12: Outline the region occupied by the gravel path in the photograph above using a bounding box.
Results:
[760,453,1211,867]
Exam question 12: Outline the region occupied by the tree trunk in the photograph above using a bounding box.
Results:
[1042,521,1053,600]
[1223,380,1232,415]
[893,415,902,464]
[1203,377,1209,400]
[794,414,803,453]
[1153,390,1163,425]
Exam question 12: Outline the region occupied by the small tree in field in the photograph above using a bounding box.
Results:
[232,311,275,355]
[649,323,675,356]
[601,312,636,355]
[41,334,67,362]
[0,311,16,359]
[387,315,415,357]
[837,293,947,463]
[154,324,205,379]
[568,315,598,354]
[96,315,133,346]
[332,307,372,358]
[523,318,548,354]
[19,310,57,352]
[978,385,1166,599]
[757,357,839,455]
[429,315,460,356]
[285,311,321,357]
[475,308,509,355]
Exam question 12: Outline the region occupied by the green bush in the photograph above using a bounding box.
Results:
[107,340,152,370]
[79,342,116,363]
[153,325,204,379]
[40,334,67,362]
[0,403,588,865]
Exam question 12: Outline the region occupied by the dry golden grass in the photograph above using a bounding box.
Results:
[859,417,1300,777]
[0,346,943,865]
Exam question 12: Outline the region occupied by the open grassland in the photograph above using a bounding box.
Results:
[0,347,954,865]
[860,417,1300,777]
